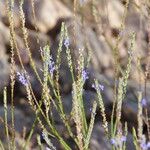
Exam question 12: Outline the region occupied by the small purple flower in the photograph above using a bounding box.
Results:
[48,56,55,75]
[41,131,44,138]
[64,38,70,48]
[140,135,150,150]
[17,72,28,86]
[92,83,104,91]
[110,138,116,145]
[121,136,126,142]
[140,142,148,150]
[90,108,92,112]
[147,142,150,148]
[110,136,126,148]
[99,84,104,91]
[90,107,96,115]
[141,98,147,107]
[82,69,89,82]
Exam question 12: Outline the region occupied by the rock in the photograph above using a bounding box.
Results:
[0,0,21,28]
[59,65,73,94]
[27,30,51,59]
[0,21,29,64]
[91,122,135,150]
[17,29,51,60]
[90,123,111,150]
[52,88,113,124]
[51,21,117,113]
[0,0,72,34]
[0,105,32,140]
[126,132,135,150]
[14,37,29,64]
[0,21,10,44]
[51,91,96,123]
[127,14,148,83]
[0,46,10,92]
[52,20,114,78]
[114,80,150,134]
[23,0,72,33]
[118,6,148,84]
[118,92,136,128]
[0,22,10,92]
[107,1,124,28]
[2,132,32,149]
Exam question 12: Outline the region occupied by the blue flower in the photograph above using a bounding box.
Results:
[110,138,116,145]
[82,69,89,82]
[147,142,150,147]
[141,98,147,107]
[48,56,55,75]
[141,143,147,150]
[64,38,70,48]
[89,107,96,115]
[121,136,126,142]
[92,83,104,91]
[140,135,150,150]
[17,72,28,86]
[110,136,126,148]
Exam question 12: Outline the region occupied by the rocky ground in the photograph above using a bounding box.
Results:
[0,0,150,149]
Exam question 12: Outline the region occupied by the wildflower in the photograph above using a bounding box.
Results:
[48,56,55,75]
[110,136,126,148]
[89,108,92,112]
[121,136,127,142]
[147,142,150,148]
[89,107,96,115]
[64,38,70,48]
[17,72,28,86]
[140,135,150,150]
[42,131,45,139]
[141,98,147,107]
[92,83,104,91]
[82,69,89,82]
[141,143,147,150]
[110,138,116,145]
